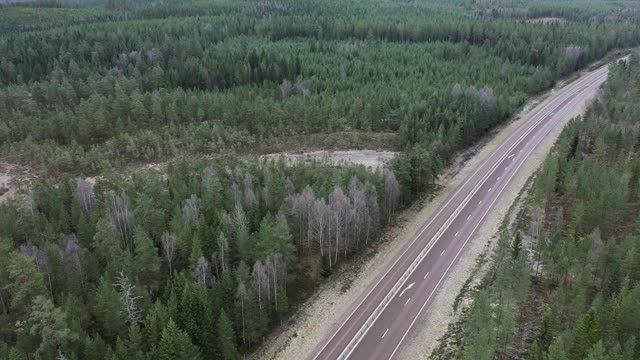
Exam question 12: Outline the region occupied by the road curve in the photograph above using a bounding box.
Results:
[310,61,613,360]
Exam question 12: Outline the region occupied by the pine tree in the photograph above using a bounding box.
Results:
[530,339,542,360]
[133,227,161,293]
[8,254,46,314]
[545,337,569,360]
[159,319,179,360]
[27,296,78,358]
[217,310,238,360]
[159,318,201,360]
[511,231,523,259]
[570,309,600,360]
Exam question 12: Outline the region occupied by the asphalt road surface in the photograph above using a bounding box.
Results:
[311,62,613,360]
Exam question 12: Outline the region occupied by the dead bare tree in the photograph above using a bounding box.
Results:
[311,199,330,265]
[279,79,292,98]
[252,260,268,310]
[194,256,211,286]
[161,232,176,276]
[181,194,201,225]
[451,83,463,97]
[223,201,248,245]
[107,191,134,251]
[329,186,350,263]
[364,182,380,245]
[291,185,316,253]
[218,232,229,272]
[285,177,295,196]
[349,177,367,248]
[265,254,284,311]
[76,179,95,213]
[114,272,142,325]
[383,169,400,222]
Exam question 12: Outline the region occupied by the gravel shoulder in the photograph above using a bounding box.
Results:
[251,65,601,360]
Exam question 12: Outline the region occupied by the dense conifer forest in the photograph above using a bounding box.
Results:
[1,0,639,359]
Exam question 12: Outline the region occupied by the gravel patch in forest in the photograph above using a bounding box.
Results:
[260,150,398,170]
[251,66,600,360]
[0,162,38,203]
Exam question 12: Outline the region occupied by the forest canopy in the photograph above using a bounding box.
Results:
[1,0,639,359]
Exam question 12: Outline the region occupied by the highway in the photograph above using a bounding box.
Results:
[310,61,613,360]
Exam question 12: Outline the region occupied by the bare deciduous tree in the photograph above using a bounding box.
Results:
[279,79,292,98]
[161,231,176,276]
[291,185,315,253]
[194,256,211,286]
[252,260,267,310]
[365,182,380,245]
[181,194,201,225]
[107,191,134,251]
[76,179,95,213]
[285,177,295,196]
[223,202,248,244]
[311,198,330,265]
[384,169,400,222]
[451,83,463,97]
[329,186,350,263]
[265,254,285,310]
[218,232,229,272]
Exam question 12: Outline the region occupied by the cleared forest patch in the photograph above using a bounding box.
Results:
[261,150,397,170]
[526,17,567,24]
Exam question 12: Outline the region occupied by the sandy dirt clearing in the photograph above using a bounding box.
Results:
[251,66,600,360]
[0,162,38,203]
[261,150,397,170]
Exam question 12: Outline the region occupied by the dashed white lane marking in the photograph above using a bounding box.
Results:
[507,154,515,159]
[519,149,522,153]
[399,282,415,298]
[423,272,430,279]
[498,176,501,181]
[454,231,459,237]
[440,250,446,257]
[404,298,411,307]
[467,215,471,220]
[488,187,492,192]
[382,329,389,339]
[478,200,482,205]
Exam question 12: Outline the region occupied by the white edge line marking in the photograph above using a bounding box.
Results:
[386,70,607,360]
